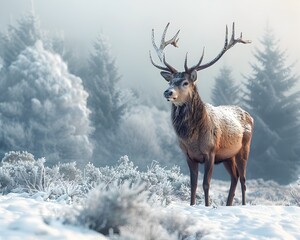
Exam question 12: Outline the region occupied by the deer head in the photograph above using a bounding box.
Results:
[150,23,251,106]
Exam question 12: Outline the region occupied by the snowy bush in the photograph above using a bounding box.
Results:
[0,157,47,193]
[68,180,205,239]
[98,156,140,185]
[0,153,190,204]
[71,181,148,235]
[0,154,84,201]
[57,162,82,181]
[140,161,190,204]
[0,152,293,208]
[0,169,13,192]
[96,156,190,204]
[291,177,300,206]
[83,162,102,186]
[2,151,35,163]
[117,209,206,240]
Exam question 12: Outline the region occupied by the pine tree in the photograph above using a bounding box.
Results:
[79,35,128,164]
[0,12,70,69]
[0,13,41,68]
[84,35,124,132]
[0,41,93,167]
[211,66,240,106]
[243,27,300,184]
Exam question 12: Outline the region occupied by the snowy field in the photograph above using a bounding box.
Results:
[0,155,299,240]
[1,193,300,240]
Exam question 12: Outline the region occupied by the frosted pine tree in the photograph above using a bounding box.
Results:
[84,35,124,130]
[0,12,70,69]
[211,66,240,106]
[0,13,41,68]
[0,41,93,166]
[80,35,127,164]
[243,27,300,183]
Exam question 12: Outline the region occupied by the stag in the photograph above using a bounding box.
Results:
[150,23,253,206]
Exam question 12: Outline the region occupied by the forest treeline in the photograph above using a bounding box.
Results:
[0,13,299,184]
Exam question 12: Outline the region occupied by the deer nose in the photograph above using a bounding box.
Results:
[164,89,173,98]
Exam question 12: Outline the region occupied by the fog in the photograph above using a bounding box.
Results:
[1,0,299,102]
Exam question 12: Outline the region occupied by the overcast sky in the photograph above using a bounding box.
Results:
[0,0,299,102]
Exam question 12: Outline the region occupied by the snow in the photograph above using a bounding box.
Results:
[1,193,299,240]
[0,193,104,240]
[168,203,300,240]
[206,104,245,136]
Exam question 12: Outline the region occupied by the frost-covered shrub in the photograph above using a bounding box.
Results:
[1,157,47,192]
[2,151,35,163]
[95,156,191,204]
[141,162,179,204]
[83,162,102,186]
[245,179,290,206]
[158,211,206,240]
[0,153,192,204]
[0,169,13,192]
[57,162,82,181]
[0,153,86,201]
[141,161,190,204]
[291,177,300,206]
[68,180,206,240]
[113,210,206,240]
[98,156,140,185]
[95,157,191,204]
[72,181,148,235]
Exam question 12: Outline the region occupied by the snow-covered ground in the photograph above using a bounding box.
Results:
[1,193,300,240]
[0,193,103,240]
[169,203,300,240]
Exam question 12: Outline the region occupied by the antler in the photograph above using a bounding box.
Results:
[185,22,251,73]
[149,23,180,73]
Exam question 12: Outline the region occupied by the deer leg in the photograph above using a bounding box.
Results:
[236,149,249,205]
[236,159,247,205]
[187,157,199,206]
[203,153,215,207]
[223,158,238,206]
[236,133,251,205]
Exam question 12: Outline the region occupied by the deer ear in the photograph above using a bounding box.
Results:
[160,71,173,82]
[191,70,198,82]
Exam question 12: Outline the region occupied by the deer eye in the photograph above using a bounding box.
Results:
[182,81,189,87]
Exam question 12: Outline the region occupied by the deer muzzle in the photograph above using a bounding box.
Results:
[164,89,177,101]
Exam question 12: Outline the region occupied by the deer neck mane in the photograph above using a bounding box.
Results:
[171,87,209,140]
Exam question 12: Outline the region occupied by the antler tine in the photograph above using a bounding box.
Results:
[184,52,189,72]
[231,22,235,45]
[150,23,179,73]
[196,22,251,71]
[185,47,205,73]
[225,24,229,48]
[151,29,160,58]
[152,23,180,62]
[149,51,172,72]
[164,30,180,48]
[163,54,178,73]
[227,22,252,50]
